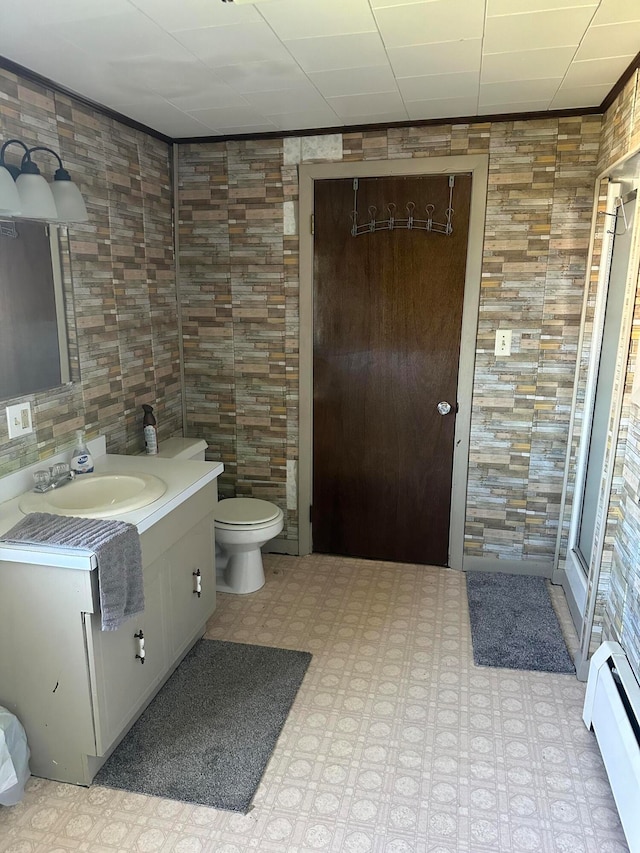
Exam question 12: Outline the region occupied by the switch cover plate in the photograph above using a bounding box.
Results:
[6,402,33,439]
[495,329,512,356]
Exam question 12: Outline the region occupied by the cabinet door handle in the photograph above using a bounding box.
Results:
[193,569,202,598]
[134,630,145,664]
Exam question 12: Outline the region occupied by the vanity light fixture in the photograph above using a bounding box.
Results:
[0,138,88,223]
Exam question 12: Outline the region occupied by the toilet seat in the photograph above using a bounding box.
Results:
[215,498,280,526]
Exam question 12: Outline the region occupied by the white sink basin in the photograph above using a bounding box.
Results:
[19,473,167,519]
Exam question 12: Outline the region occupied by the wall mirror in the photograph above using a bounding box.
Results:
[0,220,79,400]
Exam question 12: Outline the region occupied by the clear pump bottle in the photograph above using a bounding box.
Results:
[70,430,94,474]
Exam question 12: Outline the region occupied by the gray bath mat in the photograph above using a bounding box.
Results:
[466,572,574,673]
[94,639,312,812]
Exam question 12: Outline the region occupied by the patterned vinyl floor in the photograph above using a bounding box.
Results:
[0,554,629,852]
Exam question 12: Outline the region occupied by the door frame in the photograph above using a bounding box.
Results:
[559,180,620,627]
[298,154,489,569]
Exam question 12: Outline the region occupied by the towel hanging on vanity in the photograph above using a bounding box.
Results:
[0,512,144,631]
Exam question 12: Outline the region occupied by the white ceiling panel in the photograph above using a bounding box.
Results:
[258,0,377,41]
[284,32,388,73]
[479,78,563,106]
[487,0,597,13]
[271,107,344,131]
[550,82,615,108]
[484,7,599,52]
[216,60,310,94]
[481,47,578,83]
[574,21,640,60]
[129,0,262,31]
[387,39,482,78]
[327,91,407,118]
[175,21,292,67]
[309,65,399,98]
[404,96,479,120]
[374,0,486,47]
[590,0,640,26]
[0,0,637,139]
[562,55,635,87]
[397,72,480,102]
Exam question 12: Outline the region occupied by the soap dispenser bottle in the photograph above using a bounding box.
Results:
[142,405,158,455]
[70,430,94,474]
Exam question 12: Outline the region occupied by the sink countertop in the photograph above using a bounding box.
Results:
[0,452,223,570]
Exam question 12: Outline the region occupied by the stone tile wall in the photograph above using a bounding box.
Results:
[0,69,180,475]
[178,115,601,557]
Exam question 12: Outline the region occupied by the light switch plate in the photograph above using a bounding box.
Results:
[495,329,512,357]
[6,402,33,439]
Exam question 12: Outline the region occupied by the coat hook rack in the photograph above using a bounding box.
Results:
[350,175,456,237]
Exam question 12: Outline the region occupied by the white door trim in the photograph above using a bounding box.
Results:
[298,154,489,569]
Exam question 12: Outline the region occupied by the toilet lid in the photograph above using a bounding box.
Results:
[215,498,280,525]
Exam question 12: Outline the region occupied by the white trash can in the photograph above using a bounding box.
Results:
[0,706,30,806]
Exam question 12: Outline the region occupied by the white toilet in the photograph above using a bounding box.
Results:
[214,498,284,594]
[157,438,283,595]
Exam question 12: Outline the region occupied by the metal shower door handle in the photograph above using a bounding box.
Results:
[437,401,452,415]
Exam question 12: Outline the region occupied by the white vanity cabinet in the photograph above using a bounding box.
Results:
[0,478,218,786]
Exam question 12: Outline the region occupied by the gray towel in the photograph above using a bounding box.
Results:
[1,513,144,631]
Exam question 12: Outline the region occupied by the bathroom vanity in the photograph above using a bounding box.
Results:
[0,443,223,785]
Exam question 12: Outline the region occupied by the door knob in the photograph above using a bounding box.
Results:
[437,401,452,415]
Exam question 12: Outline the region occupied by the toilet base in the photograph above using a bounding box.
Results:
[216,549,265,595]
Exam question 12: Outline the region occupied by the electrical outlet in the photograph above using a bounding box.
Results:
[495,329,512,357]
[6,402,33,439]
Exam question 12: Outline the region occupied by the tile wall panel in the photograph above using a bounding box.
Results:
[178,115,601,558]
[0,69,180,473]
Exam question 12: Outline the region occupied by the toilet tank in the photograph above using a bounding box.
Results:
[155,437,207,461]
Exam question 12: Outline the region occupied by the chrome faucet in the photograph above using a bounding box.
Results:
[32,464,76,493]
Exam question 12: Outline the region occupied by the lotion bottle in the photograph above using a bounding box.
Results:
[70,430,94,474]
[142,405,158,455]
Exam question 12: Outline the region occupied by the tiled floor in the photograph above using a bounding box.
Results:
[0,554,630,852]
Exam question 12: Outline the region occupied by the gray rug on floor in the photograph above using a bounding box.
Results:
[466,572,574,673]
[94,639,312,812]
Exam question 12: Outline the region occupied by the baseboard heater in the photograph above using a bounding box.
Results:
[583,641,640,852]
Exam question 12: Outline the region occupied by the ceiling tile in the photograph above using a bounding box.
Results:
[326,91,407,118]
[118,101,215,137]
[27,0,133,24]
[270,108,345,131]
[574,22,640,60]
[481,47,576,83]
[41,10,190,61]
[216,61,310,94]
[284,32,388,73]
[591,0,640,26]
[563,55,635,87]
[167,81,250,111]
[487,0,597,13]
[484,7,597,52]
[369,0,431,7]
[309,65,398,98]
[186,105,279,132]
[387,38,482,78]
[479,78,563,105]
[175,21,292,67]
[336,109,410,124]
[397,71,480,102]
[549,83,613,108]
[404,95,479,120]
[257,0,377,40]
[477,98,552,113]
[374,0,485,47]
[128,0,262,30]
[243,86,329,115]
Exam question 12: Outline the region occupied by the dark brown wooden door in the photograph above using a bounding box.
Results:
[313,174,471,565]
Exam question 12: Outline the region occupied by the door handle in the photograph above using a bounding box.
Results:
[437,401,452,415]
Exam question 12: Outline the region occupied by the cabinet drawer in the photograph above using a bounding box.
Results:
[84,561,167,756]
